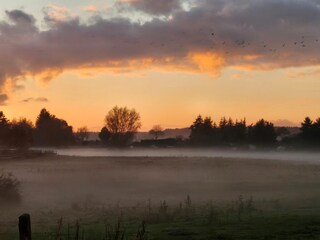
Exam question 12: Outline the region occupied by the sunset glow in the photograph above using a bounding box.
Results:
[1,0,320,131]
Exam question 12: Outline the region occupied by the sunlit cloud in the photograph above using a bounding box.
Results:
[287,69,320,79]
[43,4,73,24]
[189,52,225,77]
[81,5,98,13]
[231,74,243,80]
[32,69,63,83]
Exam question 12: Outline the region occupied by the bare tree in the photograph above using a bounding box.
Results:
[104,106,141,146]
[149,125,165,140]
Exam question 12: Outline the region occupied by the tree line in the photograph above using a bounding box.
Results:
[189,116,276,146]
[189,115,320,148]
[299,117,320,145]
[0,109,74,148]
[0,107,320,148]
[0,106,141,148]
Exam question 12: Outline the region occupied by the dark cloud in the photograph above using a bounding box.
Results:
[1,0,320,103]
[118,0,182,15]
[22,98,33,103]
[22,97,49,103]
[5,9,35,25]
[0,94,8,105]
[35,97,49,102]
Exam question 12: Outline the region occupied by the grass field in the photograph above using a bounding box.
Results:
[1,153,320,239]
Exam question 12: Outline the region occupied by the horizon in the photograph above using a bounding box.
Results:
[1,107,303,132]
[1,0,320,131]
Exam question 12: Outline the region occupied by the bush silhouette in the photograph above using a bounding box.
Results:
[0,172,21,205]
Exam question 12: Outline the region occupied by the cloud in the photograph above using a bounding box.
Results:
[5,9,35,25]
[0,94,8,105]
[82,5,98,13]
[1,0,320,104]
[287,69,320,78]
[43,4,73,24]
[117,0,182,15]
[22,97,49,103]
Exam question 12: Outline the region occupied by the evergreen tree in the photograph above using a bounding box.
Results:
[34,109,74,146]
[300,117,314,140]
[248,119,276,145]
[0,111,10,146]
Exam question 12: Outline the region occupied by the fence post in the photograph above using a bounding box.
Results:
[19,214,32,240]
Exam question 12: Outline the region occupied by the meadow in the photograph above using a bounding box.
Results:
[1,152,320,239]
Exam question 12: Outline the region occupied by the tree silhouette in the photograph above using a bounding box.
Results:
[0,111,10,146]
[149,125,165,140]
[300,117,314,141]
[8,118,34,148]
[190,115,215,145]
[248,119,276,145]
[190,115,247,146]
[190,115,204,145]
[75,126,89,144]
[233,119,247,143]
[99,127,111,144]
[314,118,320,142]
[300,117,320,144]
[219,117,230,143]
[34,108,74,146]
[103,106,141,146]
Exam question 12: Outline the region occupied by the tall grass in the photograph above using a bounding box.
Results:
[53,218,148,240]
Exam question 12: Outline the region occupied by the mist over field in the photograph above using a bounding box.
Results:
[1,149,320,239]
[1,150,320,213]
[35,147,320,163]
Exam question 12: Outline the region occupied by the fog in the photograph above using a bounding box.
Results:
[34,147,320,163]
[2,149,320,228]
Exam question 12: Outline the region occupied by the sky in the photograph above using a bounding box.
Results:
[1,0,320,131]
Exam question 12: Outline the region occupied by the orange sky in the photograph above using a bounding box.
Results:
[3,65,320,131]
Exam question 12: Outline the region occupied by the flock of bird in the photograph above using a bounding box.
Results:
[210,32,319,55]
[143,30,319,58]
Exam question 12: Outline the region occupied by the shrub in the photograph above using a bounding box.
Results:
[0,172,21,204]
